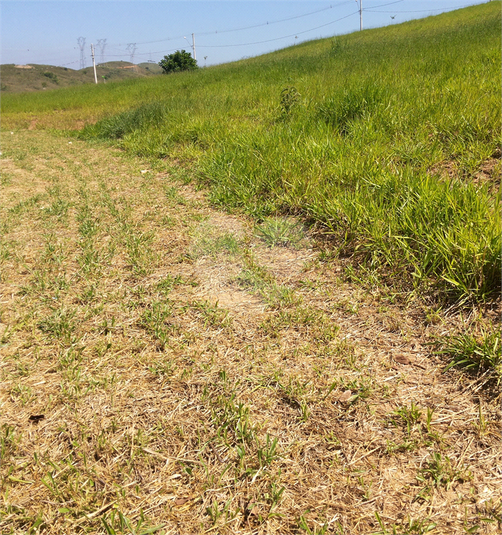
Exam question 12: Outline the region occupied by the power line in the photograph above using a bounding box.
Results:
[75,4,360,62]
[196,1,354,37]
[356,0,405,29]
[112,1,401,53]
[108,1,354,47]
[198,10,360,48]
[365,4,474,13]
[363,0,404,9]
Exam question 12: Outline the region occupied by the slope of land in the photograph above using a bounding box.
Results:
[3,3,499,302]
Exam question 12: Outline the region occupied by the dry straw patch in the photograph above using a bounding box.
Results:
[0,131,501,535]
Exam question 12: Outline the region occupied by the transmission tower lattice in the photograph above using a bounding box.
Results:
[96,39,107,64]
[77,37,86,69]
[126,43,137,63]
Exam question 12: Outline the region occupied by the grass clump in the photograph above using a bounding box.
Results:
[437,327,501,384]
[417,451,472,494]
[254,217,305,248]
[317,81,383,135]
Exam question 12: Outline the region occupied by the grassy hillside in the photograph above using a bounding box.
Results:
[2,1,501,302]
[0,61,160,93]
[138,61,163,74]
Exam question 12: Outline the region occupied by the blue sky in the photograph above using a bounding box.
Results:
[0,1,490,69]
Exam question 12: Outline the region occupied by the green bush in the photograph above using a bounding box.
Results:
[159,50,197,74]
[42,71,59,84]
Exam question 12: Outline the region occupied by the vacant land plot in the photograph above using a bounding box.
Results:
[0,130,500,534]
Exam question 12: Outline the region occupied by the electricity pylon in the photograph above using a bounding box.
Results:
[96,39,107,64]
[77,37,86,69]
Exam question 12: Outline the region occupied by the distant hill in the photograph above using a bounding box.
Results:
[0,61,162,93]
[137,62,163,74]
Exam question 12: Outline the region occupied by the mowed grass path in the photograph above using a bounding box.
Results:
[0,130,500,535]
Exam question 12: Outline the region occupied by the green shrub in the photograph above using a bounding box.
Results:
[159,50,198,74]
[42,71,59,84]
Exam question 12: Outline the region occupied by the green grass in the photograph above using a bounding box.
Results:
[2,2,500,303]
[254,217,306,248]
[437,327,501,383]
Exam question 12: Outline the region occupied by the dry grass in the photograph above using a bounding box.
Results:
[1,130,501,535]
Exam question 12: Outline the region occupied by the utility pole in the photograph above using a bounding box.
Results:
[184,34,196,61]
[90,44,98,84]
[359,0,363,31]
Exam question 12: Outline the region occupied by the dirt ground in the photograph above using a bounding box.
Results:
[0,130,500,534]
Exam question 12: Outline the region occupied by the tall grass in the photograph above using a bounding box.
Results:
[4,2,501,301]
